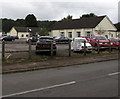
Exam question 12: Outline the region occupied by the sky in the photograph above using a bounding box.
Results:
[0,0,119,24]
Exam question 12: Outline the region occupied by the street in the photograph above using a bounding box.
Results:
[2,60,118,97]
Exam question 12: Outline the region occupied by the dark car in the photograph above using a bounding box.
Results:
[54,37,71,43]
[109,38,120,49]
[36,36,57,55]
[12,36,19,39]
[2,36,15,41]
[26,36,39,44]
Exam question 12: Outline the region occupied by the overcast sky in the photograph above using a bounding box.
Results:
[0,0,119,24]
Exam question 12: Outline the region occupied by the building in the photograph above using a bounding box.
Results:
[8,27,40,39]
[50,15,117,39]
[114,22,120,37]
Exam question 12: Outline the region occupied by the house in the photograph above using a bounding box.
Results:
[50,15,117,39]
[8,27,40,39]
[114,22,120,37]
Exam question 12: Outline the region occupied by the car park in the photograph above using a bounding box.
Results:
[36,36,57,55]
[71,38,92,52]
[85,35,110,47]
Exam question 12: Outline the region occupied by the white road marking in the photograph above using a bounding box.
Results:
[6,53,11,59]
[2,81,76,98]
[108,72,120,76]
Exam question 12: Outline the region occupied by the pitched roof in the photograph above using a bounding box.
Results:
[114,22,120,32]
[51,16,106,30]
[14,27,40,33]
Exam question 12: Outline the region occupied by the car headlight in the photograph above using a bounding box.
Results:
[99,43,103,44]
[110,43,113,45]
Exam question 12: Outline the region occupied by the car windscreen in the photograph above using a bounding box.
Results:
[110,39,119,42]
[39,38,53,42]
[75,39,88,43]
[96,36,107,40]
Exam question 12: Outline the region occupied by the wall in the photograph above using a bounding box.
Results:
[95,16,117,38]
[18,32,30,39]
[9,27,17,36]
[51,28,94,39]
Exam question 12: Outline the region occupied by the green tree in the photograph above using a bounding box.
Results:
[61,15,73,21]
[38,28,49,36]
[15,19,26,27]
[2,18,15,33]
[81,13,97,18]
[25,14,38,27]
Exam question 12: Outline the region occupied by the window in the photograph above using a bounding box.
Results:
[86,32,91,38]
[68,32,72,38]
[61,32,64,37]
[105,35,108,38]
[26,35,28,37]
[111,34,113,37]
[21,34,24,37]
[76,32,81,37]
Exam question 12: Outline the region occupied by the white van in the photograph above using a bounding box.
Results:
[71,38,92,52]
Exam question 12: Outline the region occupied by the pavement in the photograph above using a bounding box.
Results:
[2,53,119,74]
[2,60,118,97]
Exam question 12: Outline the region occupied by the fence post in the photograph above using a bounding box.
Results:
[84,40,86,56]
[119,41,120,52]
[68,39,71,57]
[2,41,5,61]
[29,40,32,60]
[109,40,112,53]
[97,40,100,54]
[51,41,53,57]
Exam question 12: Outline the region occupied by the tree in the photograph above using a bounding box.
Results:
[81,13,97,18]
[2,18,15,33]
[61,15,73,21]
[38,28,49,36]
[25,14,38,27]
[15,19,26,27]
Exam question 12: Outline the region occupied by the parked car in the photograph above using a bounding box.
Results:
[26,36,39,44]
[85,35,110,47]
[54,37,71,43]
[1,36,15,41]
[12,36,19,39]
[71,38,92,52]
[36,36,57,55]
[109,38,120,49]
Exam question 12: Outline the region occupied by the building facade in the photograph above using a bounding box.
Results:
[50,16,117,39]
[8,27,40,39]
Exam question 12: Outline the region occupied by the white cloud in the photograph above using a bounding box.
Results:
[0,0,119,23]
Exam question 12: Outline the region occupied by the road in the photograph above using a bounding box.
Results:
[2,60,118,97]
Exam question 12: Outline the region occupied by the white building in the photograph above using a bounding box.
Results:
[50,15,117,39]
[8,27,40,39]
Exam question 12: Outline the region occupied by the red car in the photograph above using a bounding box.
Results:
[36,36,57,55]
[109,38,120,49]
[85,35,110,47]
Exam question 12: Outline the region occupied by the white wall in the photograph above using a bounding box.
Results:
[51,28,94,39]
[50,16,117,39]
[95,16,117,38]
[18,32,30,39]
[9,27,17,36]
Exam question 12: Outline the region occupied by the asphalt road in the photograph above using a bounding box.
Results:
[2,60,118,97]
